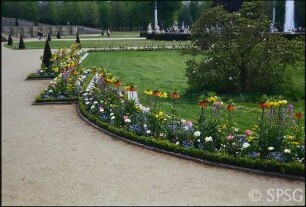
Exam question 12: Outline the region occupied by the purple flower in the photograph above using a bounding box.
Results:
[62,70,70,80]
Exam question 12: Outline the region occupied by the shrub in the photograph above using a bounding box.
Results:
[185,2,305,99]
[18,32,25,49]
[8,34,13,46]
[42,40,52,70]
[56,31,61,39]
[76,30,81,48]
[47,32,51,41]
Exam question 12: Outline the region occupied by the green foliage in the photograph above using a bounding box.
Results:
[18,32,25,49]
[8,34,13,46]
[42,40,52,70]
[186,1,305,99]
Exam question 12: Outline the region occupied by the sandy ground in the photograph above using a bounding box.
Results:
[1,44,305,206]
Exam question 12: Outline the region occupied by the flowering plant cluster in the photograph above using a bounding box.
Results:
[82,83,304,164]
[86,41,194,53]
[38,43,85,76]
[39,68,92,100]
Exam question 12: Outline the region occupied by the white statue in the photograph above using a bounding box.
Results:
[147,23,152,34]
[155,23,160,33]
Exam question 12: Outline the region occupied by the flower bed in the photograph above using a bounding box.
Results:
[27,44,86,79]
[75,67,304,177]
[32,45,305,177]
[35,68,94,104]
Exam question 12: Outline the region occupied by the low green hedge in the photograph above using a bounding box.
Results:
[79,101,304,177]
[27,73,57,79]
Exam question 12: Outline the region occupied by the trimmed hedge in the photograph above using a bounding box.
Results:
[78,100,305,177]
[26,73,56,80]
[146,33,192,41]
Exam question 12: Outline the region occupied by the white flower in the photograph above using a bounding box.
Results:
[242,142,250,149]
[205,136,213,142]
[124,119,131,123]
[85,102,90,105]
[83,93,88,96]
[111,116,115,120]
[143,124,147,128]
[94,101,98,105]
[146,130,151,134]
[229,77,233,81]
[175,141,179,145]
[284,149,291,154]
[268,147,274,151]
[90,105,95,110]
[181,119,186,123]
[194,131,201,137]
[234,127,239,132]
[48,90,53,93]
[40,70,43,73]
[110,113,114,116]
[197,139,201,142]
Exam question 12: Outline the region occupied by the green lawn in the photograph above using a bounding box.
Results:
[81,50,305,130]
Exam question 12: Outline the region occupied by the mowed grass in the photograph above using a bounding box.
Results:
[81,50,305,130]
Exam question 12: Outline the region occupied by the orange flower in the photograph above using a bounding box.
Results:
[170,91,180,99]
[295,112,303,119]
[114,81,121,88]
[226,104,235,111]
[198,100,207,107]
[152,90,161,97]
[129,86,136,91]
[259,101,269,109]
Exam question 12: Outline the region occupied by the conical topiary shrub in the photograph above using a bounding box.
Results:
[8,33,13,46]
[47,32,51,41]
[18,32,26,49]
[42,39,52,71]
[76,30,81,48]
[56,31,61,39]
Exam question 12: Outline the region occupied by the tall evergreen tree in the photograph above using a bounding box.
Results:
[47,32,51,41]
[76,30,81,48]
[42,39,52,70]
[18,32,25,49]
[8,33,13,46]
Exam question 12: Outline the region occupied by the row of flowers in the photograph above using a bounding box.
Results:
[38,68,93,101]
[38,43,86,77]
[87,41,193,53]
[80,68,305,164]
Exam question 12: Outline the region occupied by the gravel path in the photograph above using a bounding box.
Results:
[1,44,305,206]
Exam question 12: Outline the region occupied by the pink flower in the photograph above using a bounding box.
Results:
[245,129,252,136]
[226,135,234,141]
[123,115,129,120]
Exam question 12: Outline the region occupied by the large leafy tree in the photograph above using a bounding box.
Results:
[157,1,183,28]
[38,1,57,25]
[185,1,305,98]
